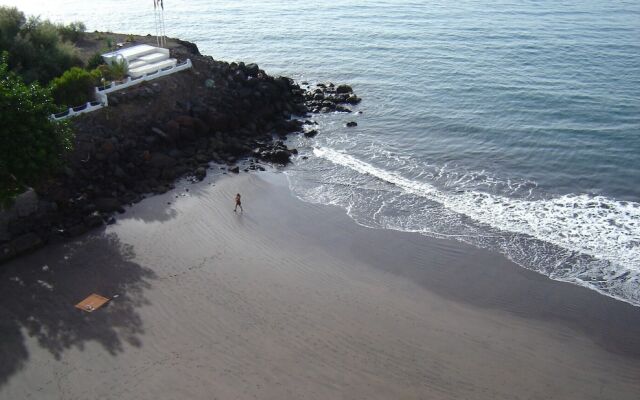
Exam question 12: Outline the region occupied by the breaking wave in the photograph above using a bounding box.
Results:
[287,146,640,306]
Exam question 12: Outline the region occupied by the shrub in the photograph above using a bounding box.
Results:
[0,7,83,84]
[91,64,114,82]
[50,67,98,108]
[87,52,104,70]
[0,56,73,206]
[108,59,128,81]
[57,21,85,43]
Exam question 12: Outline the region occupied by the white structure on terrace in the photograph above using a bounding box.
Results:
[102,44,176,78]
[51,44,191,121]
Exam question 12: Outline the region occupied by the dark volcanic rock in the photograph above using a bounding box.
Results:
[304,129,318,138]
[147,153,177,170]
[346,94,361,104]
[195,167,207,181]
[11,233,43,255]
[67,223,89,237]
[94,198,123,213]
[84,212,104,228]
[0,243,15,263]
[175,38,201,55]
[336,84,353,94]
[346,121,358,127]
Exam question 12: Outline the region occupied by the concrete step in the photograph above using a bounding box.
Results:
[127,60,147,69]
[128,52,169,69]
[139,52,170,63]
[128,58,177,78]
[102,45,170,66]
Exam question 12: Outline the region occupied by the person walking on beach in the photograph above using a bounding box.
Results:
[234,193,243,212]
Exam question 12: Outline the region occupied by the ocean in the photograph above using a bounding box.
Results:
[5,0,640,305]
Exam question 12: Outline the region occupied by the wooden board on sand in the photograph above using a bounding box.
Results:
[75,294,110,312]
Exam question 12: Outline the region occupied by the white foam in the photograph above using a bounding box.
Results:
[313,146,640,273]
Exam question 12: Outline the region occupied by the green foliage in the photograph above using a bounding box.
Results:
[86,52,104,70]
[108,59,128,81]
[91,64,114,83]
[0,7,83,84]
[57,21,85,43]
[0,56,73,205]
[50,67,98,108]
[0,6,24,50]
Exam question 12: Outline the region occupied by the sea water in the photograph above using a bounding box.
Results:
[7,0,640,305]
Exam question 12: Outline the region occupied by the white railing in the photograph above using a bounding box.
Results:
[51,59,192,121]
[51,101,106,121]
[98,59,192,94]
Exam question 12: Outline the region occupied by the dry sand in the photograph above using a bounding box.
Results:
[1,172,639,399]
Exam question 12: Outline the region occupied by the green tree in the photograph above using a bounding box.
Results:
[57,21,86,43]
[0,6,24,50]
[0,7,83,84]
[0,55,73,205]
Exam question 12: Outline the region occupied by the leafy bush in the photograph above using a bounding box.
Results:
[86,60,128,86]
[0,7,83,84]
[108,59,128,81]
[0,56,73,205]
[86,52,104,70]
[91,64,114,83]
[50,67,98,108]
[57,21,85,43]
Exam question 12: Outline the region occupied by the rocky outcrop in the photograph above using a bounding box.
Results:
[303,82,361,113]
[0,37,361,264]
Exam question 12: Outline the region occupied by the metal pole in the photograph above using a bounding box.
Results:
[160,0,167,47]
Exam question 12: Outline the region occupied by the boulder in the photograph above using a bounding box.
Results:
[336,84,353,94]
[164,120,181,140]
[304,129,318,138]
[100,140,115,154]
[66,223,88,237]
[11,233,43,255]
[346,94,361,104]
[94,198,123,213]
[148,153,177,169]
[84,212,104,228]
[195,167,207,181]
[175,38,201,55]
[229,166,240,174]
[245,63,260,76]
[14,189,39,218]
[346,121,358,127]
[0,243,15,263]
[260,149,291,164]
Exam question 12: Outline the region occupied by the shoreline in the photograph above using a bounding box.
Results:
[0,32,360,264]
[1,171,639,399]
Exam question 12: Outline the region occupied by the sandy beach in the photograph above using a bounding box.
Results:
[1,171,639,400]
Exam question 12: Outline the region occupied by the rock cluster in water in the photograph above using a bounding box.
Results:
[0,38,360,263]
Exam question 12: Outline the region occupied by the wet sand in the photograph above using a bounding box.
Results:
[1,172,639,399]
